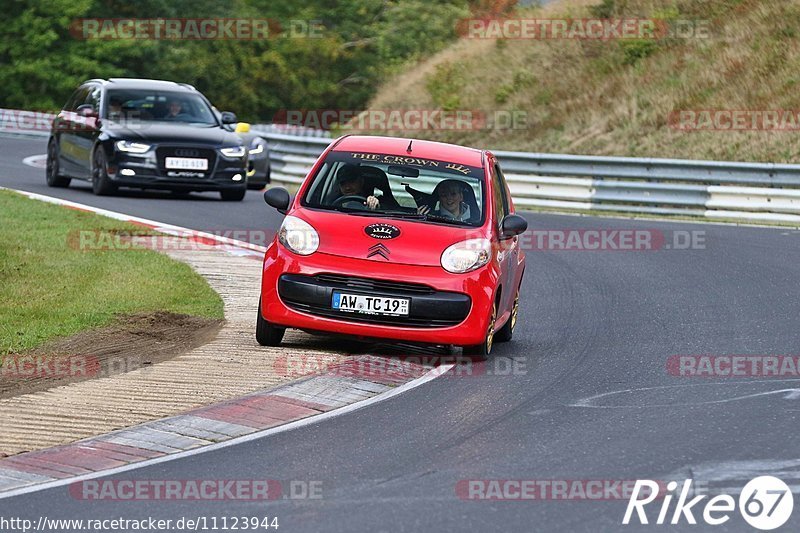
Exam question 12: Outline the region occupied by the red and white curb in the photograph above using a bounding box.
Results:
[0,355,448,497]
[0,188,456,497]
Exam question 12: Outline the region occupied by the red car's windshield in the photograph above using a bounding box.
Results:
[302,151,486,227]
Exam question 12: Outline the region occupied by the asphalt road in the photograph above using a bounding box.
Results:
[1,134,799,532]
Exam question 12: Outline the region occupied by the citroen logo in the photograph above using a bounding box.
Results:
[365,223,400,240]
[367,243,390,260]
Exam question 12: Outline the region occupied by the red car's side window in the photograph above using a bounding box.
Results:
[491,162,510,231]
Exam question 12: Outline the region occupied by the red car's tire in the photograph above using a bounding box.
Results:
[256,298,285,346]
[464,302,496,360]
[495,289,519,343]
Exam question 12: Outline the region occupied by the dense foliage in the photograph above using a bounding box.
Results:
[0,0,475,120]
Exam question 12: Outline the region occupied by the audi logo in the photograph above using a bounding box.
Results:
[174,148,200,157]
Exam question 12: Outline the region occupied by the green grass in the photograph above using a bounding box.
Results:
[0,190,224,355]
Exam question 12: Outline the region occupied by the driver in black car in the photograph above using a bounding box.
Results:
[334,164,381,210]
[165,98,189,120]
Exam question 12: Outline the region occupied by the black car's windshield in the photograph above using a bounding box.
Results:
[302,151,486,227]
[104,89,218,126]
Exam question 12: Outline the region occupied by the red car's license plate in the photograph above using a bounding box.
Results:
[332,292,410,316]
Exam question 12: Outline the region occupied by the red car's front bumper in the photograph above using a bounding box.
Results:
[260,243,498,346]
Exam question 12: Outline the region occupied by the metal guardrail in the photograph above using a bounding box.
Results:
[3,104,797,224]
[255,131,331,186]
[255,130,800,224]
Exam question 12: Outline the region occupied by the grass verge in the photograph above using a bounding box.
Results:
[362,0,800,163]
[0,190,224,355]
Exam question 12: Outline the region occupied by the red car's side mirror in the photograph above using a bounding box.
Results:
[501,214,528,239]
[264,187,291,213]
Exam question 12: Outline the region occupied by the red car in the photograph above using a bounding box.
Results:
[257,135,527,357]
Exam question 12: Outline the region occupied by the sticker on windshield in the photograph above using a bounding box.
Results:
[349,153,477,176]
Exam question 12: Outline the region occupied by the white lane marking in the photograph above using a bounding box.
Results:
[0,187,267,254]
[0,363,454,500]
[22,154,47,169]
[665,459,800,495]
[569,379,800,409]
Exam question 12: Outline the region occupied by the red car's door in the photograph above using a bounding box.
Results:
[489,158,518,322]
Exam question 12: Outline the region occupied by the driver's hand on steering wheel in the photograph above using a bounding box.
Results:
[365,195,380,210]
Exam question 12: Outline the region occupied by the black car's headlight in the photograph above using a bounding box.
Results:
[116,140,151,154]
[220,146,246,158]
[249,140,265,156]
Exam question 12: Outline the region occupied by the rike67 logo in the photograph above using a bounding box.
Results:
[623,476,794,530]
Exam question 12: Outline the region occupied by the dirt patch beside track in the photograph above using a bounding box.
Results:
[0,312,222,399]
[0,245,352,456]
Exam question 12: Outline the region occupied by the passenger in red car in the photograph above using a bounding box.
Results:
[417,180,471,222]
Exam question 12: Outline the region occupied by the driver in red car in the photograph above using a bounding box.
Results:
[334,164,381,210]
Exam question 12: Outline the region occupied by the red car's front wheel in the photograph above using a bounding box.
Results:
[256,298,285,346]
[495,288,519,343]
[464,302,496,359]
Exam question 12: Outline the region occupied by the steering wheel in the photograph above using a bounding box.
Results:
[333,195,368,209]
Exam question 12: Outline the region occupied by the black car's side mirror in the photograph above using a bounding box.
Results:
[220,111,238,124]
[501,214,528,239]
[264,187,291,213]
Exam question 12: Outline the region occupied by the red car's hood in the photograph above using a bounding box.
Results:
[296,208,484,267]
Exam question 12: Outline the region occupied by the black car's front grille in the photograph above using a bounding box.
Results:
[155,146,217,176]
[312,274,436,295]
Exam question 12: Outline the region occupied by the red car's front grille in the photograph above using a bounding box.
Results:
[312,274,435,295]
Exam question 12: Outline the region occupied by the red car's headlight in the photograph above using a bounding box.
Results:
[441,238,491,273]
[278,215,319,255]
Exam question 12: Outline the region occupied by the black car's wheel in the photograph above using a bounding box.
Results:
[91,148,117,196]
[495,289,519,343]
[256,298,285,346]
[45,140,70,188]
[220,187,247,201]
[464,302,496,360]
